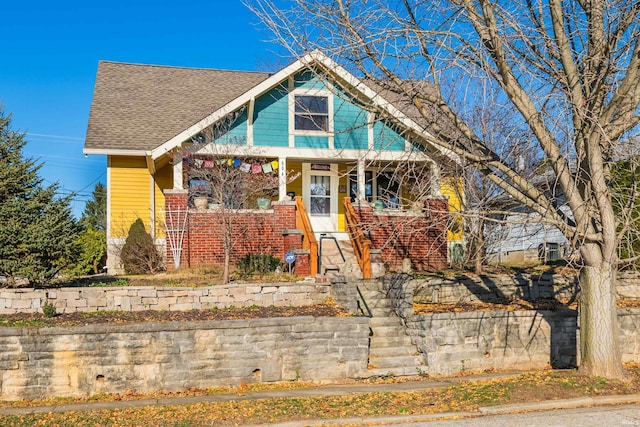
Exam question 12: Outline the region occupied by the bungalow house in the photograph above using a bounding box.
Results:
[84,51,462,277]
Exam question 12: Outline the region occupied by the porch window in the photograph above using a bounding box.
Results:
[376,172,401,208]
[349,171,401,208]
[294,95,329,131]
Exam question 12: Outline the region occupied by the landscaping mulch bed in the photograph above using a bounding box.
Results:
[415,298,640,314]
[0,303,350,328]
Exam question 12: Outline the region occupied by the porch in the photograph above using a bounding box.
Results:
[163,188,448,278]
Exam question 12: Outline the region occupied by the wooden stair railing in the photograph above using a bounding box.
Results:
[343,197,371,279]
[295,196,318,276]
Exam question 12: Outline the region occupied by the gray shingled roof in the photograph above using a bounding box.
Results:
[84,61,271,152]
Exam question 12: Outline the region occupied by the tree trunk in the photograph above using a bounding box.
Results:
[474,219,484,275]
[222,250,230,285]
[578,254,625,378]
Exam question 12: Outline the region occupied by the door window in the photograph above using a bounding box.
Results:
[310,175,331,215]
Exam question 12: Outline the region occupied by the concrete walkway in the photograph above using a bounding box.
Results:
[3,371,640,426]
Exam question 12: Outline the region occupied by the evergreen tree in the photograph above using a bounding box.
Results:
[0,108,80,286]
[72,183,107,275]
[120,218,162,274]
[79,182,106,232]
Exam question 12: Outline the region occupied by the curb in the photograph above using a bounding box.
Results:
[478,393,640,415]
[246,394,640,426]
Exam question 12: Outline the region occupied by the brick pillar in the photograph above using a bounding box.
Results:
[293,250,310,276]
[282,229,303,254]
[273,202,297,228]
[422,197,449,270]
[275,201,299,260]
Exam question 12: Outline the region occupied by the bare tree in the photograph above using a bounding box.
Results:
[181,111,299,284]
[248,0,640,378]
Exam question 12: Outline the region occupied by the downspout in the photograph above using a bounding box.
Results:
[146,154,156,238]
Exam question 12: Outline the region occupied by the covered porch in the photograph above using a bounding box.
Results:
[162,151,449,277]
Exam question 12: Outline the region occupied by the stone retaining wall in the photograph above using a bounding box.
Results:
[412,271,640,304]
[0,316,370,401]
[406,308,640,376]
[406,309,578,375]
[0,282,331,315]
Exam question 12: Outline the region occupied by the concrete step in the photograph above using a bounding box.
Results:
[360,297,394,310]
[369,346,420,358]
[369,325,409,337]
[369,316,404,327]
[369,336,415,348]
[355,366,427,379]
[320,239,364,279]
[368,355,424,369]
[359,290,389,300]
[357,282,386,292]
[369,307,396,317]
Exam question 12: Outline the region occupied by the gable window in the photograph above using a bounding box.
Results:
[294,95,329,131]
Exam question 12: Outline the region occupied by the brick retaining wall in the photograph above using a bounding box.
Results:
[0,316,370,400]
[164,190,309,274]
[352,198,448,271]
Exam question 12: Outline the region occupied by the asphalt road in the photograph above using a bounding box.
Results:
[382,404,640,426]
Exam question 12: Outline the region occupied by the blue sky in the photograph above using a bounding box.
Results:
[1,1,287,217]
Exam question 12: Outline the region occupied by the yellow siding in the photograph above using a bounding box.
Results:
[154,163,173,238]
[286,161,303,198]
[337,164,350,231]
[109,156,151,238]
[440,177,464,241]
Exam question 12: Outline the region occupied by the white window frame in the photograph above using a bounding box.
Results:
[289,88,334,139]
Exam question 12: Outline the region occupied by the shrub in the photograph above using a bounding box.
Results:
[236,254,282,276]
[120,219,164,274]
[42,300,57,318]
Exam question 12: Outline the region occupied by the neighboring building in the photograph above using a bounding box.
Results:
[485,209,570,264]
[484,169,571,264]
[84,51,461,275]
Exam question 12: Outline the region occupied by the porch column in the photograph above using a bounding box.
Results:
[357,158,366,201]
[430,162,441,196]
[173,154,183,190]
[278,156,288,201]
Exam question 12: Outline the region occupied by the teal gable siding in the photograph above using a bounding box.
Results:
[295,135,329,149]
[214,109,248,145]
[334,95,368,150]
[253,83,289,147]
[209,70,409,154]
[294,70,324,89]
[374,122,406,151]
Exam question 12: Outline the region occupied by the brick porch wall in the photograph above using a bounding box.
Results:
[353,198,448,271]
[164,190,305,274]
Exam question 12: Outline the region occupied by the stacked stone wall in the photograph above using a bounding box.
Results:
[0,316,370,400]
[412,271,640,304]
[0,283,331,315]
[406,309,578,375]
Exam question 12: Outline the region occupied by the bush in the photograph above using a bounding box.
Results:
[42,300,57,318]
[120,219,164,274]
[236,254,282,276]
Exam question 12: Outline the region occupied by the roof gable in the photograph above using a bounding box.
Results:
[84,61,270,152]
[85,51,458,165]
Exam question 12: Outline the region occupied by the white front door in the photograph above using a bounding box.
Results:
[302,163,338,232]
